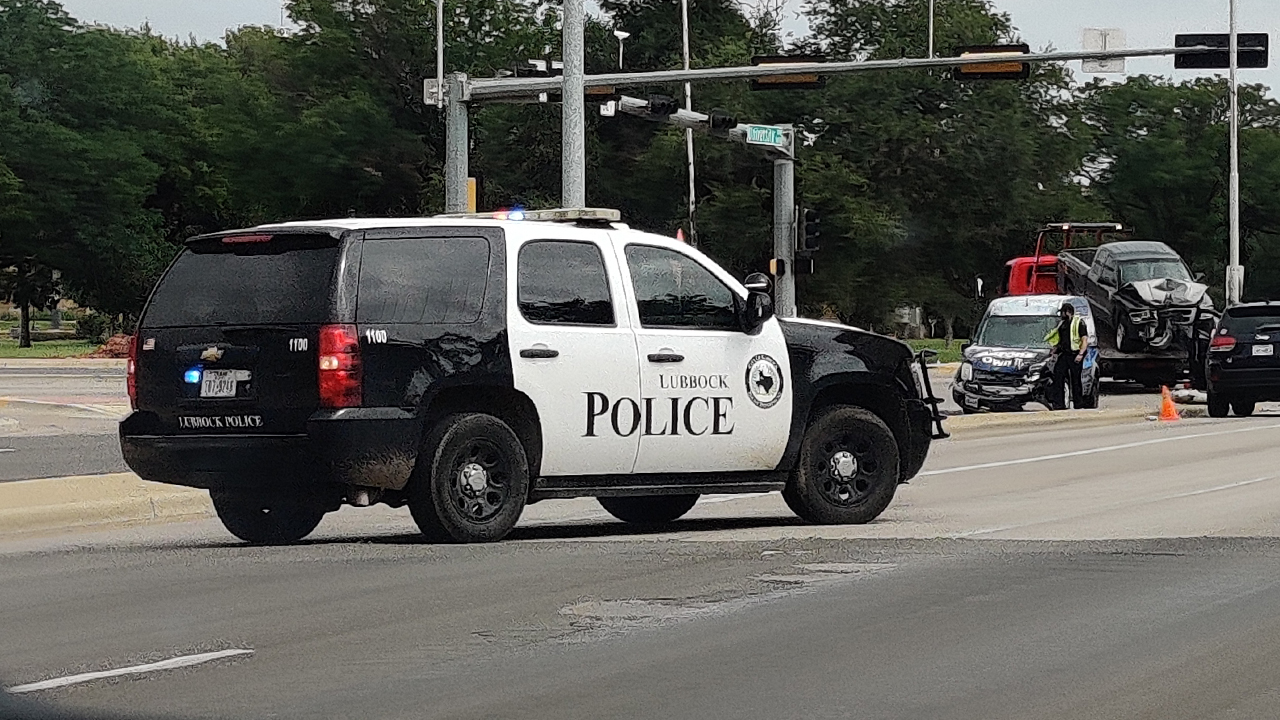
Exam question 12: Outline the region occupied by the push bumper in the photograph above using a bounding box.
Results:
[120,408,423,491]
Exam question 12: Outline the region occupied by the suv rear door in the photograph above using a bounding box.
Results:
[135,232,347,434]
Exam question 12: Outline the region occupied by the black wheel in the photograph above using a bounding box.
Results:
[597,495,699,527]
[1232,398,1256,417]
[782,406,900,525]
[210,490,324,545]
[409,413,530,543]
[1077,384,1100,409]
[1208,392,1230,418]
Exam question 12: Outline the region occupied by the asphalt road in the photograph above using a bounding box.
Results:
[0,434,127,483]
[4,416,1280,719]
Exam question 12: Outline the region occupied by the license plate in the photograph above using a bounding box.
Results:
[1253,344,1274,357]
[200,369,238,398]
[964,394,980,408]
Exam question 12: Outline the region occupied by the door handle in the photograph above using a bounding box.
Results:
[647,352,684,363]
[520,348,559,359]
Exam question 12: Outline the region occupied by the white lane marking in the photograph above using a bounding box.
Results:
[5,649,254,694]
[0,448,13,454]
[1167,475,1274,499]
[952,475,1278,538]
[0,397,124,417]
[921,422,1280,477]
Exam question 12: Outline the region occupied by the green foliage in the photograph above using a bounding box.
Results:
[4,0,1280,334]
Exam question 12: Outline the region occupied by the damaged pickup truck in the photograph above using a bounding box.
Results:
[1058,241,1215,354]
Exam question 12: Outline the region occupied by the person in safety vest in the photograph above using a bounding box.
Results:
[1045,302,1089,410]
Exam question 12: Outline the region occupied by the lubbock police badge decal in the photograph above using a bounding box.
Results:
[745,354,783,409]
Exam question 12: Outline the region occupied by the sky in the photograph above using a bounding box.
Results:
[58,0,1280,93]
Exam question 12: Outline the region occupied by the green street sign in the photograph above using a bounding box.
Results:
[744,124,787,147]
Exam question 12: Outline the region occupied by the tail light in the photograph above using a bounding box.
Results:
[318,324,362,408]
[1209,333,1236,353]
[126,334,138,409]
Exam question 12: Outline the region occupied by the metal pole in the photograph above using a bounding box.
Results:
[618,37,624,69]
[444,73,469,213]
[1227,0,1243,305]
[681,0,696,246]
[435,0,444,108]
[773,141,796,318]
[562,0,586,207]
[928,0,935,59]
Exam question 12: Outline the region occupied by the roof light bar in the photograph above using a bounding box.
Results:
[437,207,622,222]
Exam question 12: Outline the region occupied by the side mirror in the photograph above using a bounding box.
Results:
[961,341,972,353]
[1194,271,1206,283]
[741,290,774,335]
[743,272,772,294]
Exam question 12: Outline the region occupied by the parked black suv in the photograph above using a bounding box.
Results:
[1206,302,1280,417]
[121,210,945,544]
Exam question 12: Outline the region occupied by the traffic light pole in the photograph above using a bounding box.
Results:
[1227,0,1243,305]
[773,139,797,317]
[444,72,470,213]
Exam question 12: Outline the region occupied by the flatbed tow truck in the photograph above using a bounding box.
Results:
[1004,223,1215,389]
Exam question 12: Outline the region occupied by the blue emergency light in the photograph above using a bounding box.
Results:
[184,367,202,384]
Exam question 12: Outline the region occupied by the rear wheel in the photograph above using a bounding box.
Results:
[1232,398,1256,417]
[597,495,699,527]
[783,406,899,525]
[210,490,324,545]
[409,413,530,543]
[1208,392,1230,418]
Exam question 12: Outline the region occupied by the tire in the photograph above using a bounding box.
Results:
[1232,399,1256,417]
[409,413,530,543]
[782,406,900,525]
[1208,392,1230,418]
[210,490,324,545]
[1077,384,1100,409]
[1115,319,1140,353]
[597,495,699,527]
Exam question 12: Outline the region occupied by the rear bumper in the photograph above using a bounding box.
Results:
[120,408,423,491]
[1208,367,1280,398]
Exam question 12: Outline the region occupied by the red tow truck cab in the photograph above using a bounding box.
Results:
[1005,222,1130,296]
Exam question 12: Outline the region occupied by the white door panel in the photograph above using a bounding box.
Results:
[507,236,640,476]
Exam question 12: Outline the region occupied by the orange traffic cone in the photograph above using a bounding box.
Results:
[1159,385,1181,422]
[676,228,686,243]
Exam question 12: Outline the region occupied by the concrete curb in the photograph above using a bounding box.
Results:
[0,473,214,538]
[945,404,1207,439]
[0,358,126,369]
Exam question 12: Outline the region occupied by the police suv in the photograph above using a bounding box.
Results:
[120,208,946,544]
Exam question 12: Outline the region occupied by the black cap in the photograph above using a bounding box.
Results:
[1060,302,1075,314]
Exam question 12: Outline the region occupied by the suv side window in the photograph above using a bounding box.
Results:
[517,240,614,326]
[356,236,491,324]
[624,244,739,330]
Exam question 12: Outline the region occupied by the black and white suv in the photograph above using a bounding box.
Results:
[120,208,946,543]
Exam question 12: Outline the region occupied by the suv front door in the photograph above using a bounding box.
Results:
[618,243,792,474]
[508,237,642,476]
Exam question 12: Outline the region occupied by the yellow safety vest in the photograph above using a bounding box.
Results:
[1044,315,1085,351]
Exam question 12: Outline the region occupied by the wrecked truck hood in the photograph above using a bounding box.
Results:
[964,346,1052,374]
[1119,278,1211,308]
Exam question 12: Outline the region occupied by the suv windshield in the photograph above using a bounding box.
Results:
[1118,259,1191,285]
[143,235,341,327]
[976,315,1059,349]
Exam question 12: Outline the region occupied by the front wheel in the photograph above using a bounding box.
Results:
[1232,399,1256,417]
[598,495,699,527]
[1115,319,1140,353]
[210,490,325,545]
[783,406,900,525]
[409,413,530,543]
[1208,392,1230,418]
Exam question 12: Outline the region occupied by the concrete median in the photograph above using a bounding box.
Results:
[945,403,1207,439]
[0,473,214,538]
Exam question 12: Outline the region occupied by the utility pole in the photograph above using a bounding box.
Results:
[435,0,445,108]
[772,128,796,318]
[562,0,586,207]
[928,0,935,59]
[681,0,697,246]
[443,72,469,213]
[1227,0,1244,305]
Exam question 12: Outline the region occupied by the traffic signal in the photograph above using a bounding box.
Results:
[1175,33,1269,69]
[750,55,827,91]
[952,44,1031,80]
[769,258,787,277]
[800,208,821,253]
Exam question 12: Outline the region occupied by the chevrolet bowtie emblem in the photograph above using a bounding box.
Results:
[200,346,224,362]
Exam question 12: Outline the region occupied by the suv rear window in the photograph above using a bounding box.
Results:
[143,235,340,328]
[1223,306,1280,334]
